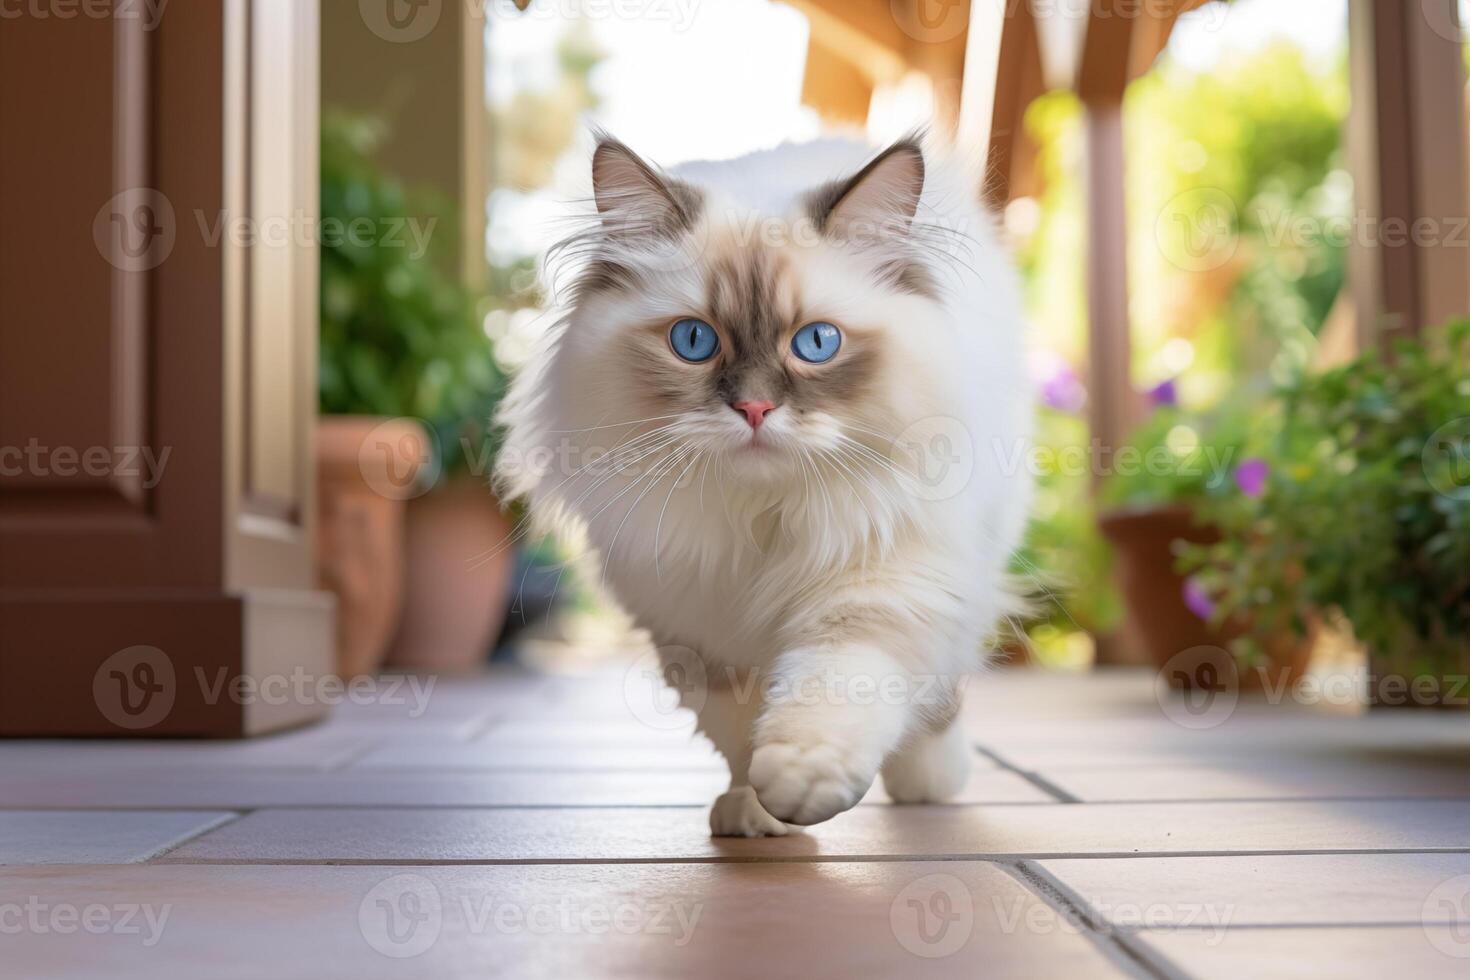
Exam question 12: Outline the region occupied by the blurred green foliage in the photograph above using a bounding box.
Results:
[1015,43,1351,659]
[319,111,505,475]
[1099,395,1264,512]
[1184,322,1470,675]
[1010,408,1123,661]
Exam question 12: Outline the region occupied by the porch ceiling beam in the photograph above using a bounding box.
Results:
[1076,0,1217,104]
[980,0,1046,209]
[785,0,910,86]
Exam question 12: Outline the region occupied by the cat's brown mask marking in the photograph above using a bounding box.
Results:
[616,236,884,420]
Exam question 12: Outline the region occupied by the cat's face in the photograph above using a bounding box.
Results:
[551,137,957,486]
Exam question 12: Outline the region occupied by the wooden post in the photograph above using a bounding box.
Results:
[1347,0,1470,347]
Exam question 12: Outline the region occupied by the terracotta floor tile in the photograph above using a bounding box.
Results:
[348,740,729,772]
[0,730,373,773]
[1137,926,1470,979]
[0,812,235,865]
[0,862,1126,979]
[160,799,1470,864]
[1040,758,1470,802]
[2,765,1045,810]
[1037,853,1470,927]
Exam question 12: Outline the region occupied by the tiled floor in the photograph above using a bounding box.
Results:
[4,665,1470,978]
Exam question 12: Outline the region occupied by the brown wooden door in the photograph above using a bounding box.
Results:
[0,0,333,737]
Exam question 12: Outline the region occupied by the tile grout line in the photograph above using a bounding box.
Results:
[975,745,1083,803]
[1006,859,1192,980]
[321,739,385,773]
[10,794,1470,809]
[463,710,510,741]
[0,801,1057,811]
[136,811,252,865]
[147,846,1470,867]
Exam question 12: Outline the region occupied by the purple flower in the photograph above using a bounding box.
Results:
[1182,577,1216,621]
[1035,356,1087,413]
[1234,457,1270,498]
[1147,378,1179,408]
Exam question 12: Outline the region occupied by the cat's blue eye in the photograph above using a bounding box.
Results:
[791,321,842,363]
[669,318,720,363]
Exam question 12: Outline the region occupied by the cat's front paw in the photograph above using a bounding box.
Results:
[748,740,875,826]
[709,786,789,838]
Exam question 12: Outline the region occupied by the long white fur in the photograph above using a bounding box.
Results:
[497,136,1033,834]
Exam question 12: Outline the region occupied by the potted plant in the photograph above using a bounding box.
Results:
[318,112,513,676]
[1183,321,1470,706]
[1098,388,1313,687]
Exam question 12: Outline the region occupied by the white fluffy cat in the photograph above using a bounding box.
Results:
[497,133,1032,836]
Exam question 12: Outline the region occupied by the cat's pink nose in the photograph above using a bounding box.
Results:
[731,399,777,429]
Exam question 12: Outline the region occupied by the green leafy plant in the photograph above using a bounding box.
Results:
[1100,394,1262,512]
[319,111,504,475]
[1184,321,1470,676]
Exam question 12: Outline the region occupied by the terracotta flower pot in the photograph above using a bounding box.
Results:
[385,476,516,673]
[316,416,431,678]
[1099,504,1313,691]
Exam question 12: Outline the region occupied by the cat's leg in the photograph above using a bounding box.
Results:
[880,716,971,804]
[748,642,919,826]
[695,678,788,838]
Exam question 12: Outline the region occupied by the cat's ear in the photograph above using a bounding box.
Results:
[811,138,925,240]
[591,134,697,234]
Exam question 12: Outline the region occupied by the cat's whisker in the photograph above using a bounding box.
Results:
[654,449,703,580]
[464,429,687,573]
[818,447,885,532]
[601,443,695,587]
[548,413,685,434]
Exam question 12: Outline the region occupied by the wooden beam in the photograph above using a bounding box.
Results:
[791,0,973,135]
[983,0,1046,209]
[1347,0,1470,347]
[801,36,875,129]
[785,0,909,86]
[1077,0,1138,105]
